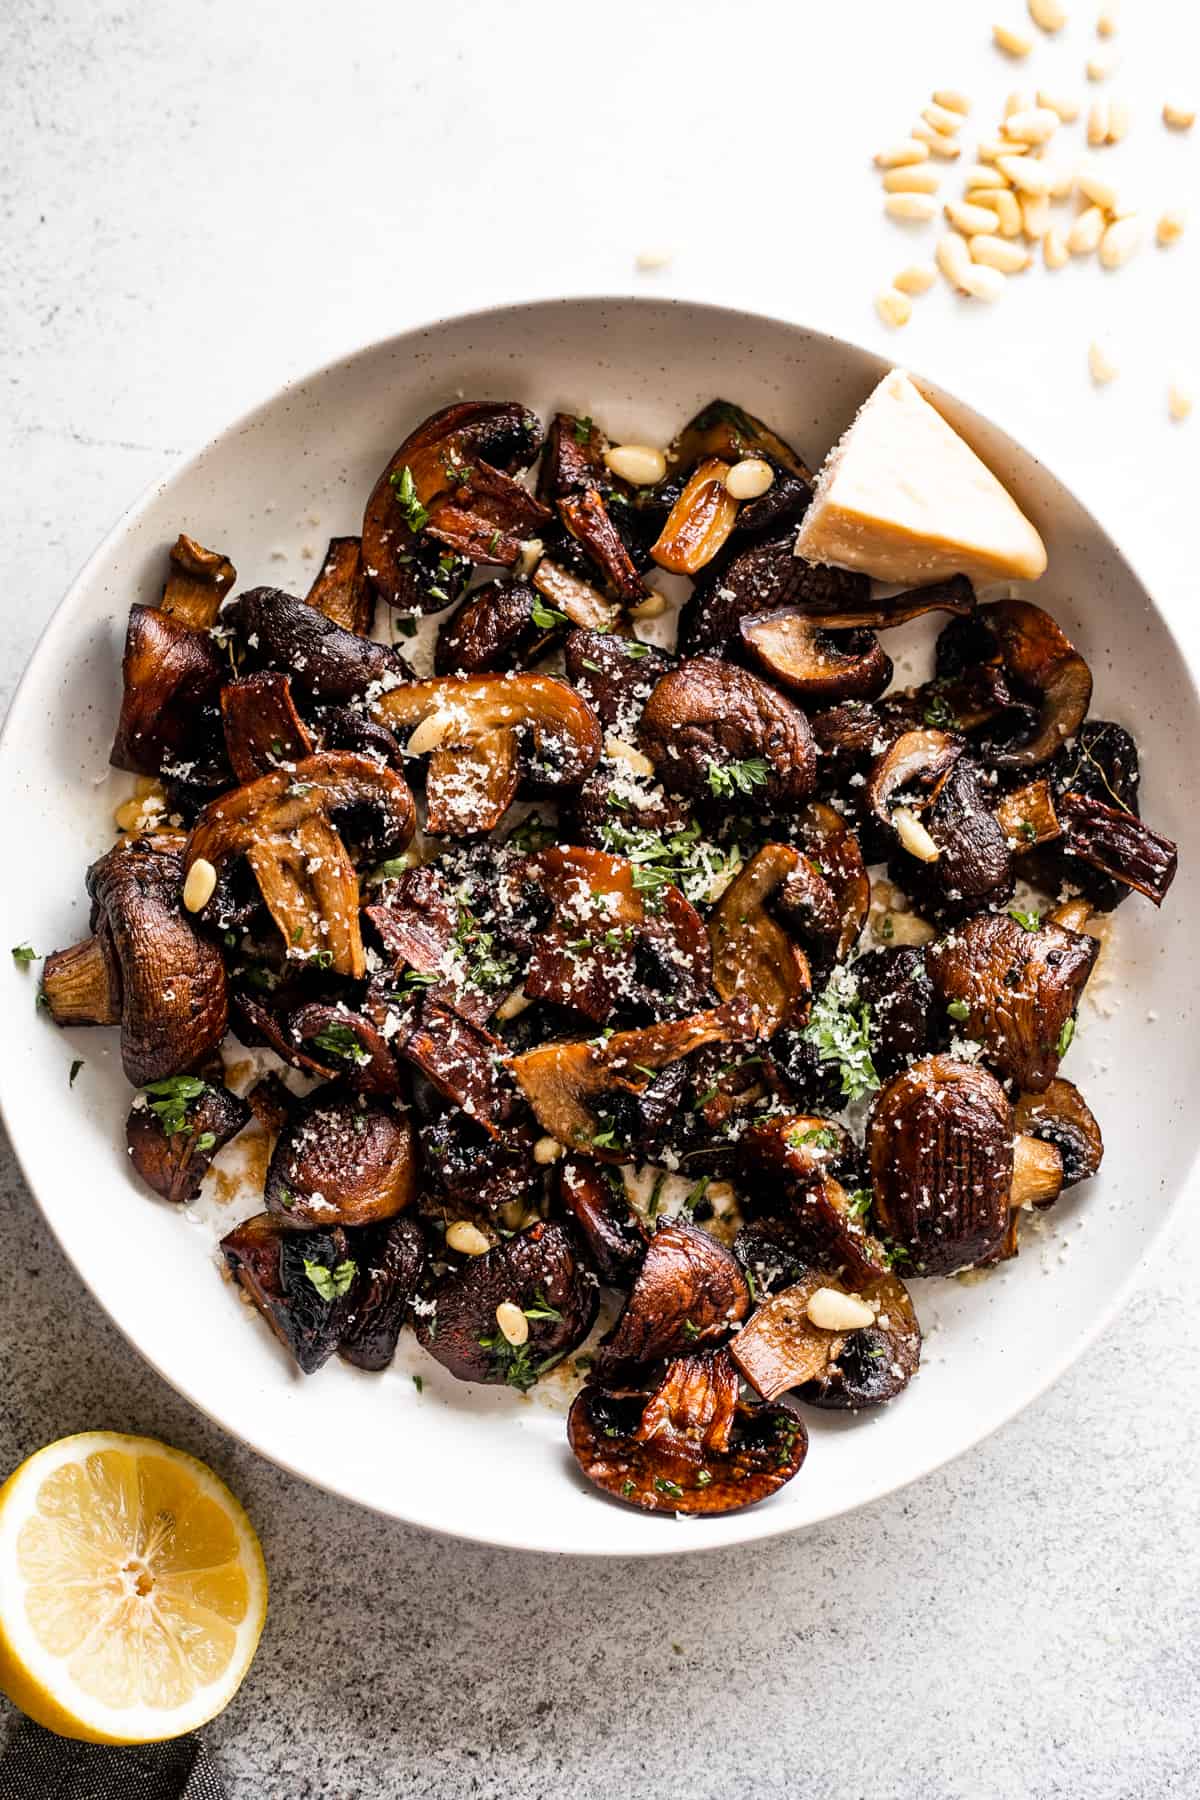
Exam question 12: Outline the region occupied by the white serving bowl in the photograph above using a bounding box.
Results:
[2,297,1196,1556]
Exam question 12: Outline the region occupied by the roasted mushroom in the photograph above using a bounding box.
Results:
[287,1003,405,1096]
[798,1270,922,1410]
[110,605,227,784]
[795,801,871,961]
[739,611,892,703]
[568,1349,807,1515]
[559,487,649,602]
[530,555,623,633]
[42,838,228,1085]
[220,1213,357,1374]
[740,1116,887,1284]
[228,587,404,707]
[867,729,1013,920]
[125,1077,250,1205]
[679,533,870,657]
[939,601,1093,768]
[415,1219,597,1387]
[304,536,374,637]
[396,995,521,1137]
[708,844,825,1034]
[220,672,314,782]
[157,533,237,630]
[558,1158,648,1284]
[1054,791,1178,908]
[263,1090,417,1228]
[639,659,817,807]
[1013,1078,1103,1191]
[364,863,499,1026]
[852,945,936,1078]
[562,630,674,733]
[433,578,553,675]
[594,1217,750,1375]
[338,1215,427,1371]
[925,909,1097,1092]
[729,1267,920,1409]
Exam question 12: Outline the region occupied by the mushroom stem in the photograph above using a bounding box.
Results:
[40,935,121,1026]
[1011,1133,1064,1209]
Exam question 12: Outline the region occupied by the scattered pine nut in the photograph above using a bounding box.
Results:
[532,1136,563,1165]
[1004,90,1028,119]
[893,262,939,294]
[885,192,939,221]
[605,443,667,486]
[932,88,972,115]
[1086,50,1119,81]
[494,1301,529,1347]
[970,234,1032,272]
[964,162,1009,189]
[874,139,931,167]
[998,155,1050,195]
[725,457,775,499]
[874,289,912,327]
[1088,339,1119,384]
[1005,106,1060,142]
[605,735,656,779]
[1043,228,1070,268]
[1021,194,1052,238]
[960,263,1008,300]
[1162,103,1196,131]
[979,135,1027,162]
[1043,161,1077,199]
[1087,101,1110,145]
[964,190,1003,217]
[1068,205,1107,253]
[923,101,966,134]
[634,248,673,272]
[1027,0,1068,29]
[936,231,974,288]
[882,165,941,193]
[183,858,217,913]
[947,198,1003,236]
[1038,88,1081,122]
[912,121,962,158]
[1099,214,1142,268]
[1096,5,1118,35]
[1157,209,1186,246]
[446,1221,491,1256]
[1106,100,1130,142]
[406,708,461,755]
[1168,382,1193,422]
[1077,168,1120,211]
[495,986,533,1022]
[807,1288,876,1332]
[990,188,1024,236]
[628,592,669,619]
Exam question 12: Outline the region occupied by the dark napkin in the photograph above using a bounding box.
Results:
[0,1720,226,1800]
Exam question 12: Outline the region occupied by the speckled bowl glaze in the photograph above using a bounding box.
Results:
[2,297,1197,1556]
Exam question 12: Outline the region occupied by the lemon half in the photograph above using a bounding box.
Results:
[0,1432,267,1743]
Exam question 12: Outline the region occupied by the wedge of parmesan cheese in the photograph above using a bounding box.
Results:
[795,369,1047,586]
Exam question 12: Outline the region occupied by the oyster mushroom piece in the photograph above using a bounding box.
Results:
[867,729,1013,919]
[593,1217,750,1376]
[110,604,228,783]
[947,601,1093,769]
[304,536,374,637]
[638,658,817,807]
[434,578,553,675]
[678,533,871,657]
[560,487,649,602]
[126,1078,250,1205]
[739,1116,887,1285]
[372,673,602,837]
[568,1348,807,1516]
[220,1213,357,1374]
[264,1091,417,1229]
[796,801,871,961]
[396,995,521,1138]
[730,1267,921,1408]
[537,411,610,500]
[184,751,416,978]
[220,672,314,782]
[507,997,761,1157]
[363,864,496,1027]
[708,843,824,1035]
[531,557,623,632]
[925,910,1097,1092]
[868,1056,1015,1275]
[41,839,228,1085]
[852,946,936,1078]
[415,1219,597,1387]
[1055,791,1178,908]
[670,398,813,482]
[228,587,404,707]
[799,1268,922,1410]
[338,1215,427,1371]
[558,1158,649,1284]
[739,611,892,704]
[157,533,237,631]
[1014,1078,1103,1192]
[363,401,548,612]
[287,1003,405,1097]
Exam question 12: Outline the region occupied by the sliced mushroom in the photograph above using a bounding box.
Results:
[531,557,623,633]
[1014,1078,1103,1191]
[1055,791,1178,908]
[229,587,404,706]
[865,727,962,834]
[220,1214,357,1374]
[670,398,813,483]
[363,863,496,1026]
[795,801,871,961]
[679,533,872,657]
[287,1003,404,1096]
[537,411,609,500]
[42,839,228,1085]
[947,601,1093,769]
[852,946,936,1078]
[729,1267,920,1409]
[263,1091,417,1229]
[925,909,1097,1092]
[338,1216,427,1371]
[868,1056,1015,1274]
[560,487,649,602]
[868,730,1013,920]
[739,611,892,703]
[639,658,817,806]
[507,997,760,1157]
[708,844,820,1035]
[126,1078,250,1205]
[304,536,374,637]
[157,533,237,631]
[798,573,977,633]
[372,673,602,836]
[397,994,521,1138]
[434,578,552,675]
[558,1158,649,1284]
[594,1217,750,1376]
[184,751,416,977]
[562,630,673,732]
[651,459,739,575]
[739,1116,888,1284]
[220,673,315,782]
[415,1219,597,1387]
[363,402,547,611]
[110,604,228,784]
[994,778,1061,850]
[798,1270,922,1410]
[568,1348,807,1515]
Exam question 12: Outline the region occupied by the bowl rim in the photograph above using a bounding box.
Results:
[3,291,1198,1557]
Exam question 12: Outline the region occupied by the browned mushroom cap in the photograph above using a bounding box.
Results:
[994,778,1062,849]
[1055,790,1178,907]
[434,579,553,675]
[638,658,817,806]
[739,1116,888,1284]
[537,412,609,500]
[558,1158,649,1284]
[568,1348,808,1515]
[594,1217,750,1376]
[185,751,415,978]
[708,844,817,1035]
[303,536,374,637]
[868,729,1013,918]
[925,910,1097,1092]
[372,673,602,836]
[560,488,649,603]
[508,998,761,1157]
[852,946,937,1078]
[520,845,712,1023]
[869,1056,1015,1274]
[865,727,962,830]
[364,864,496,1027]
[730,1267,920,1409]
[221,673,314,782]
[287,1003,404,1097]
[1014,1078,1103,1190]
[42,839,228,1085]
[671,398,813,480]
[220,1214,357,1374]
[397,994,522,1138]
[678,535,860,656]
[158,534,236,630]
[415,1219,597,1387]
[110,604,227,782]
[228,588,403,706]
[971,601,1093,768]
[419,1111,541,1220]
[562,630,674,733]
[363,402,548,612]
[338,1215,427,1372]
[263,1091,416,1228]
[651,459,739,575]
[126,1079,250,1205]
[739,612,892,703]
[796,802,871,960]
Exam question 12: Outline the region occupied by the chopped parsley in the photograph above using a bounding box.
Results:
[68,1058,84,1087]
[412,1374,424,1393]
[1017,820,1038,843]
[681,1319,700,1341]
[922,693,957,730]
[507,812,556,852]
[303,1257,357,1302]
[683,1177,710,1213]
[367,853,412,884]
[802,972,879,1101]
[573,415,594,445]
[455,900,518,993]
[1009,907,1042,932]
[389,464,429,533]
[705,757,769,799]
[621,1478,637,1496]
[1056,1016,1076,1056]
[403,968,439,988]
[695,1470,713,1488]
[597,820,741,907]
[654,1476,685,1499]
[523,1292,564,1324]
[143,1074,208,1138]
[11,944,37,967]
[946,998,970,1022]
[477,1331,559,1392]
[789,1125,838,1151]
[194,1131,216,1153]
[530,599,568,630]
[311,1021,370,1067]
[622,641,651,659]
[846,1188,873,1219]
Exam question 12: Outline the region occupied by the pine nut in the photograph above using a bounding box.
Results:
[937,231,974,288]
[1087,101,1110,146]
[604,735,656,779]
[634,248,673,271]
[605,444,667,486]
[998,155,1050,195]
[1068,205,1106,254]
[495,985,533,1022]
[893,806,942,858]
[532,1136,563,1165]
[1027,0,1068,28]
[807,1288,876,1332]
[1005,106,1060,142]
[960,263,1007,300]
[1099,214,1142,268]
[994,23,1034,55]
[932,88,971,115]
[964,163,1009,189]
[725,457,776,499]
[1078,169,1119,211]
[628,591,669,619]
[912,122,961,158]
[446,1221,491,1255]
[883,165,941,193]
[407,708,462,755]
[1087,51,1118,81]
[979,136,1026,162]
[894,262,939,294]
[1043,228,1070,268]
[964,190,1002,217]
[113,798,146,832]
[1163,103,1196,131]
[874,140,931,167]
[923,102,965,135]
[1043,161,1077,199]
[885,192,939,221]
[1088,339,1119,384]
[946,199,1001,236]
[1157,209,1186,246]
[495,1301,529,1346]
[875,288,913,328]
[1096,5,1118,35]
[1038,89,1081,122]
[970,234,1032,272]
[1004,90,1028,119]
[1021,194,1051,238]
[990,188,1024,236]
[1106,100,1130,142]
[1168,383,1193,422]
[183,857,217,913]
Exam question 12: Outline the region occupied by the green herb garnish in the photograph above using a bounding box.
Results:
[802,972,879,1101]
[194,1131,216,1153]
[1009,907,1042,932]
[303,1257,357,1302]
[946,999,970,1022]
[1056,1016,1076,1056]
[654,1477,685,1499]
[523,1292,564,1324]
[389,464,429,533]
[143,1074,208,1137]
[573,415,593,445]
[789,1125,838,1151]
[705,757,769,799]
[68,1059,84,1087]
[311,1021,371,1067]
[11,944,37,967]
[530,599,568,630]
